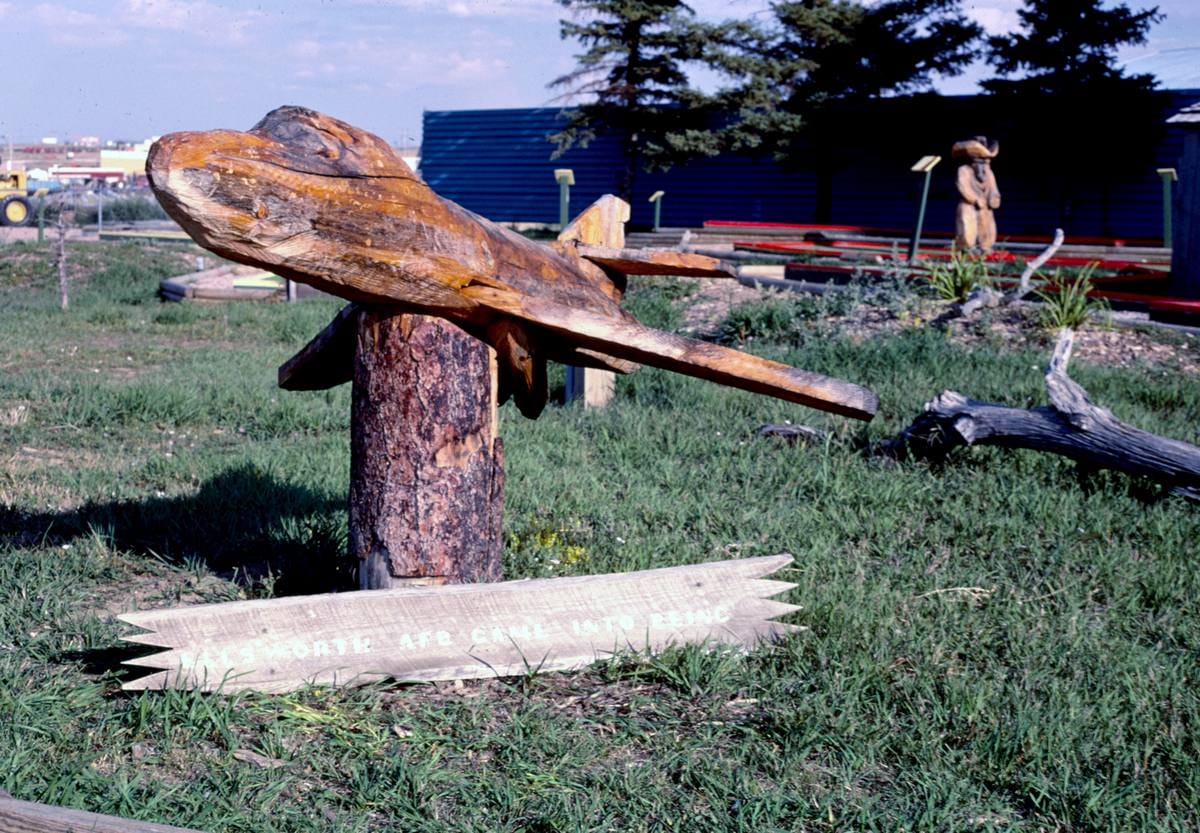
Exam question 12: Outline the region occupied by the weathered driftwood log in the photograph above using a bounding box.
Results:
[885,329,1200,493]
[350,310,504,588]
[147,106,876,422]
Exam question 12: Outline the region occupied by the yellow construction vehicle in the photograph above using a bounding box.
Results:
[0,170,32,226]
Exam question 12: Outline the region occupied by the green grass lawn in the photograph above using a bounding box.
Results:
[0,240,1197,831]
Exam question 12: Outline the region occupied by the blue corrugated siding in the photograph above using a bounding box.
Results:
[421,92,1200,238]
[421,107,817,228]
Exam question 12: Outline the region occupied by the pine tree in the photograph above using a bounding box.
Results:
[549,0,727,202]
[983,0,1163,98]
[982,0,1166,230]
[713,0,981,218]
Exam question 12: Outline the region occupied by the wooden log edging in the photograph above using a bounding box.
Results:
[883,329,1200,495]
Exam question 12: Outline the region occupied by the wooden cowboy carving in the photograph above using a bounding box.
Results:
[953,136,1001,253]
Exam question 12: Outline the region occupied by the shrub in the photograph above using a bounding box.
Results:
[720,289,852,343]
[926,250,991,302]
[75,196,168,225]
[1036,262,1108,330]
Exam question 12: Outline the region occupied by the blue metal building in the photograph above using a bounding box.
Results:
[421,90,1200,239]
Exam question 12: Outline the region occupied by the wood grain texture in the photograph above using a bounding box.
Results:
[554,196,625,407]
[148,106,877,421]
[461,287,879,421]
[0,796,204,833]
[350,310,504,588]
[558,194,629,249]
[120,555,799,693]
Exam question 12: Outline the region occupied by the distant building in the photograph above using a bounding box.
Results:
[1169,101,1200,298]
[7,143,99,171]
[100,148,148,177]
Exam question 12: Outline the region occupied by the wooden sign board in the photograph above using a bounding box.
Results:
[121,556,798,693]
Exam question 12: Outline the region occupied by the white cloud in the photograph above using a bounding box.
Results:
[345,0,555,20]
[446,52,509,80]
[31,3,102,26]
[964,2,1022,35]
[31,3,130,45]
[290,38,322,59]
[122,0,213,30]
[119,0,262,44]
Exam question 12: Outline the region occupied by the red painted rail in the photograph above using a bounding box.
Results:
[706,219,1164,249]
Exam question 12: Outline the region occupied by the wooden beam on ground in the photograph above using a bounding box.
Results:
[0,793,204,833]
[120,555,799,693]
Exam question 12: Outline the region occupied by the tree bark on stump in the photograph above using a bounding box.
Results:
[350,309,504,589]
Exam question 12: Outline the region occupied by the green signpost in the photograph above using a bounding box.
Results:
[554,168,574,230]
[648,190,664,232]
[907,155,941,263]
[1157,167,1177,249]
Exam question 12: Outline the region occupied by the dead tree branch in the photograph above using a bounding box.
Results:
[883,328,1200,495]
[1010,227,1066,302]
[954,228,1066,317]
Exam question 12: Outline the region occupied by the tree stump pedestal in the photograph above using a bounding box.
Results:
[350,310,504,588]
[279,307,505,588]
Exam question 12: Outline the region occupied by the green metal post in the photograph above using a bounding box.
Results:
[648,190,665,232]
[1159,168,1177,249]
[908,168,934,264]
[554,168,574,231]
[37,197,45,244]
[554,169,580,401]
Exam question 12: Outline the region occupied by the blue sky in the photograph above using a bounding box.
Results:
[4,0,1197,145]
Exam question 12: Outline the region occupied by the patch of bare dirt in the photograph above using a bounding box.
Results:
[678,278,766,336]
[945,305,1200,374]
[4,445,102,473]
[89,565,243,620]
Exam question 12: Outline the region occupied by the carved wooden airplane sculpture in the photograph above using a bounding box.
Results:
[148,106,877,421]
